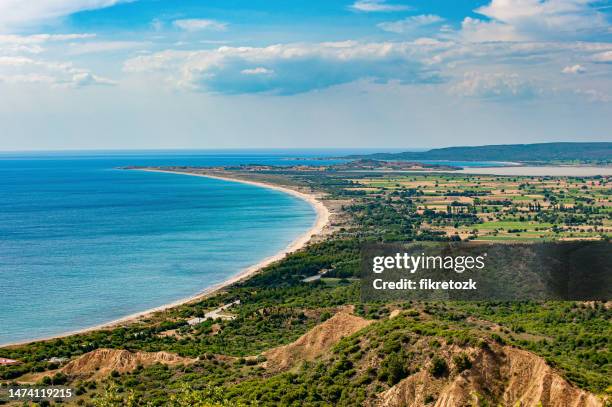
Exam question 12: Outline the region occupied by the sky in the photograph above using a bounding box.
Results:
[0,0,611,150]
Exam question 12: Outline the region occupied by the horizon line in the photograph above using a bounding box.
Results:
[0,141,610,154]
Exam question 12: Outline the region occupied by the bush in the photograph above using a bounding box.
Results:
[429,356,448,378]
[491,333,505,344]
[452,353,472,373]
[385,357,409,385]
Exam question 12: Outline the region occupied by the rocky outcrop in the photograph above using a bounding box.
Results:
[379,343,604,407]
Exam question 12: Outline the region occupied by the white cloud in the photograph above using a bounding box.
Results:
[65,41,147,55]
[562,64,586,74]
[71,71,116,86]
[0,56,35,66]
[378,14,444,33]
[173,19,227,32]
[0,55,115,87]
[0,43,44,55]
[124,40,442,94]
[241,67,274,75]
[460,16,524,42]
[121,37,612,101]
[0,34,97,55]
[428,36,612,70]
[0,34,95,44]
[592,50,612,63]
[476,0,599,25]
[350,0,410,12]
[0,1,126,31]
[459,0,610,42]
[450,71,537,99]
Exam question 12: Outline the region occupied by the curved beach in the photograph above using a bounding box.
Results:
[3,169,330,347]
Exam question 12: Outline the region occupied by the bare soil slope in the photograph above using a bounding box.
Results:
[264,312,372,371]
[60,348,194,380]
[378,343,603,407]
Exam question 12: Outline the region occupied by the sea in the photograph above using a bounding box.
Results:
[0,150,343,345]
[0,150,513,345]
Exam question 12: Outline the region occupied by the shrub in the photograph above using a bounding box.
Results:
[452,353,472,373]
[429,356,448,378]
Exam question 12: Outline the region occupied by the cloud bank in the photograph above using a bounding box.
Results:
[124,41,443,94]
[0,0,127,30]
[450,71,537,99]
[0,55,115,86]
[461,0,610,42]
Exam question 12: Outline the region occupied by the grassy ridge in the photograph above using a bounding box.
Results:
[345,142,612,163]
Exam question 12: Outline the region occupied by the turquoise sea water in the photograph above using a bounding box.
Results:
[0,150,359,345]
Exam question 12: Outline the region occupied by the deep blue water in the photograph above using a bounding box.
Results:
[0,150,366,345]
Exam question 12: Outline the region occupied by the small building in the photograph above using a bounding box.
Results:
[302,274,322,283]
[47,357,69,364]
[187,317,207,326]
[0,357,19,365]
[188,299,241,325]
[302,269,329,283]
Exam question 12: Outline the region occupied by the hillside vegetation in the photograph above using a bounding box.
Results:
[345,142,612,164]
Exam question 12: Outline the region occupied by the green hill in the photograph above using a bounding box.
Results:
[346,142,612,163]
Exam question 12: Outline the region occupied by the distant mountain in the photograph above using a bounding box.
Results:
[344,142,612,163]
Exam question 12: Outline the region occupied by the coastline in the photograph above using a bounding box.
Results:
[2,169,330,348]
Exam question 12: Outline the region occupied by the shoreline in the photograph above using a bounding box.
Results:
[2,169,330,348]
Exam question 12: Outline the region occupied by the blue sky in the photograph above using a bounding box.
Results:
[0,0,611,150]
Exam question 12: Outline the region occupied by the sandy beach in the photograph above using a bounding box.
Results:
[3,169,330,348]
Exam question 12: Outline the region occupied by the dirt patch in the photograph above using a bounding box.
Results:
[388,309,402,319]
[264,312,373,371]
